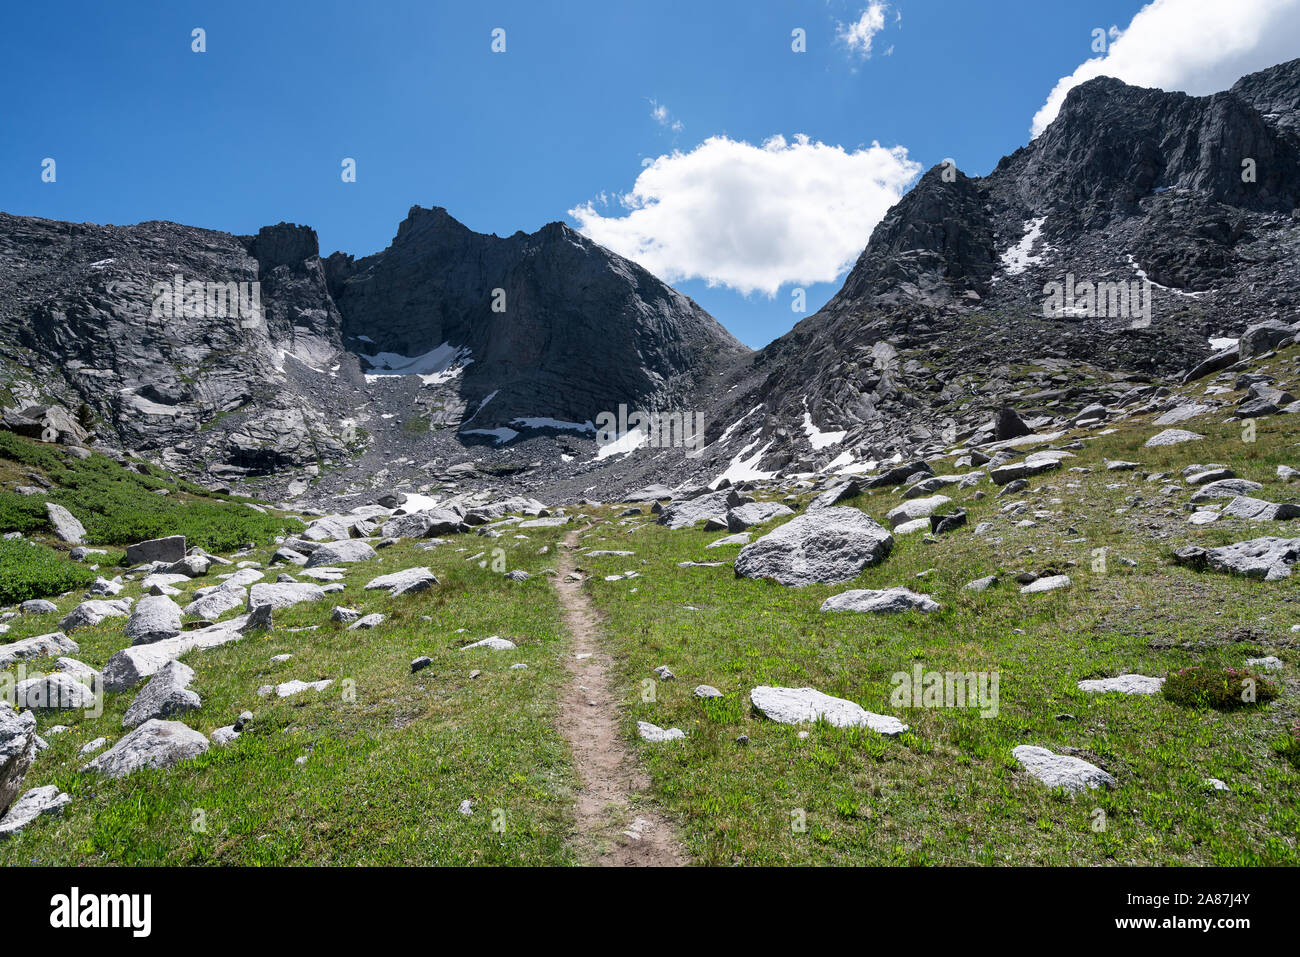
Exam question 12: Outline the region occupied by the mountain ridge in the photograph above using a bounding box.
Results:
[2,59,1299,506]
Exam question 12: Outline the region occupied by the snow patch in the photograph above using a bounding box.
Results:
[595,426,648,460]
[999,217,1050,275]
[511,417,595,434]
[361,342,473,385]
[801,399,846,450]
[461,390,498,427]
[1126,254,1210,298]
[461,427,518,445]
[710,436,776,489]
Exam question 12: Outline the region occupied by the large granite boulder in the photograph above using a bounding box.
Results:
[725,501,794,532]
[125,595,184,645]
[1012,745,1116,793]
[44,503,85,544]
[122,660,201,729]
[304,539,378,568]
[820,587,940,614]
[125,535,187,565]
[82,719,209,778]
[0,703,38,817]
[247,582,326,610]
[734,507,893,586]
[1173,537,1300,581]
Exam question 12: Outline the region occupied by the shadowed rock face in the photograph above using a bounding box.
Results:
[324,206,747,432]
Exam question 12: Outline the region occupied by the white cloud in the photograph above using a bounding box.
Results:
[649,99,683,132]
[839,3,890,58]
[568,134,921,297]
[1031,0,1300,137]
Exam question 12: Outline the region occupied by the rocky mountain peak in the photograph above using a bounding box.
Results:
[247,222,321,271]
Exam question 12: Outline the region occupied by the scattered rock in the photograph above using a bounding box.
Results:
[44,503,86,544]
[1190,479,1265,501]
[637,721,686,743]
[886,495,952,529]
[820,587,940,614]
[929,509,967,535]
[0,702,38,817]
[364,567,439,596]
[1021,575,1071,594]
[14,672,98,710]
[247,582,326,610]
[725,501,794,532]
[749,685,907,734]
[257,679,333,698]
[82,719,209,778]
[1011,745,1116,793]
[461,636,517,650]
[706,532,750,548]
[122,660,200,729]
[125,595,184,645]
[244,603,274,633]
[60,599,131,633]
[101,621,243,692]
[125,535,187,565]
[1245,655,1283,670]
[1077,674,1164,694]
[184,584,247,622]
[1222,496,1300,521]
[1173,537,1299,581]
[0,632,77,670]
[304,539,378,568]
[0,785,70,838]
[210,726,240,746]
[1144,429,1203,448]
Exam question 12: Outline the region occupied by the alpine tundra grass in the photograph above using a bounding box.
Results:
[574,350,1300,866]
[0,534,577,865]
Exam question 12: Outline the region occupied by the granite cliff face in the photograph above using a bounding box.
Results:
[325,206,744,434]
[0,206,745,499]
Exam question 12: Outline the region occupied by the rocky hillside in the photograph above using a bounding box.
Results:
[685,58,1300,492]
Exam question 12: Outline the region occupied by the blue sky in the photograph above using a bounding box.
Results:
[3,0,1293,348]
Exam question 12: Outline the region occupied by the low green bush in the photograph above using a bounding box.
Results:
[0,432,297,551]
[0,538,96,604]
[1276,724,1300,769]
[0,491,52,534]
[1162,665,1279,710]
